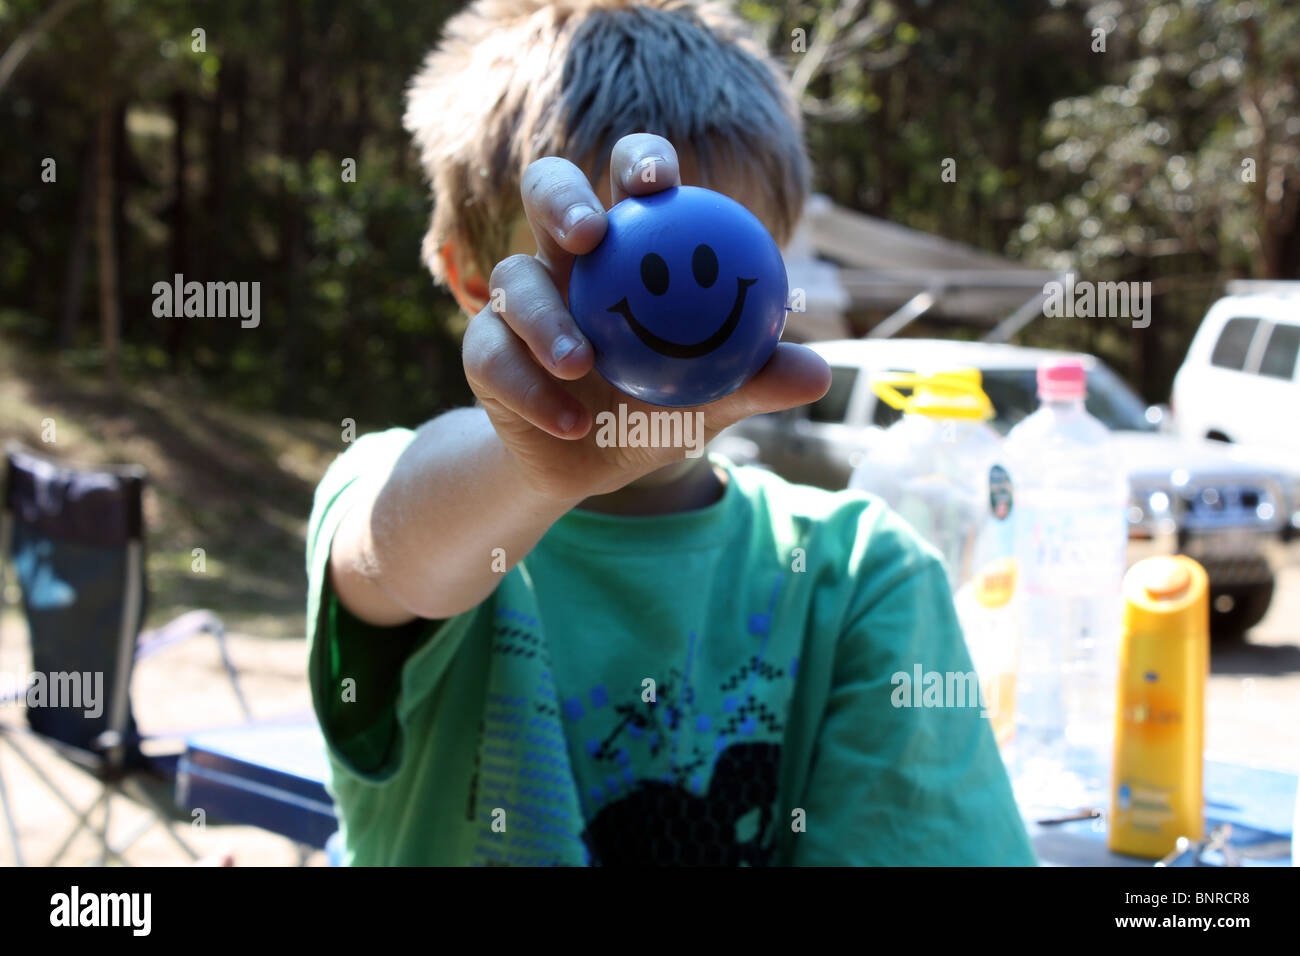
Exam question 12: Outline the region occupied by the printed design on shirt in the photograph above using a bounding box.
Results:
[468,607,591,866]
[581,741,782,865]
[466,575,799,866]
[569,575,799,865]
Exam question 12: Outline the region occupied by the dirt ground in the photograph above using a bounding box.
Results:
[1,565,1296,868]
[1204,563,1300,772]
[0,621,320,867]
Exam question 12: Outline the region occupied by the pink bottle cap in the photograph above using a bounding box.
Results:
[1037,358,1087,401]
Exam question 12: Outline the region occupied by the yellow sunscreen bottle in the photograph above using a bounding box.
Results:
[1108,555,1209,859]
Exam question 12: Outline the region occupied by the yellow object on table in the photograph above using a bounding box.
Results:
[1108,555,1209,859]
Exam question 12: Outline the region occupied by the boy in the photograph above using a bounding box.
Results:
[307,0,1036,865]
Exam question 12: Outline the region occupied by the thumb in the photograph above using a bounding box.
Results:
[704,343,832,432]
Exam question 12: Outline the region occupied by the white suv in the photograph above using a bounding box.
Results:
[1172,281,1300,453]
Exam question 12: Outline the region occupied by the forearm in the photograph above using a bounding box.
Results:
[328,407,581,625]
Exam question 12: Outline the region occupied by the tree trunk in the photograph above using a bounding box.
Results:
[231,60,247,176]
[277,0,305,407]
[94,2,119,388]
[59,140,94,349]
[0,0,90,96]
[167,89,189,368]
[205,60,226,250]
[1276,188,1300,278]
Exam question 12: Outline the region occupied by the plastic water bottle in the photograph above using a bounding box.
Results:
[1004,358,1128,810]
[850,368,1020,746]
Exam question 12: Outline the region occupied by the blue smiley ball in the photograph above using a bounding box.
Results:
[568,185,787,407]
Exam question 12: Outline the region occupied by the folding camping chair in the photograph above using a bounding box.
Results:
[0,444,253,866]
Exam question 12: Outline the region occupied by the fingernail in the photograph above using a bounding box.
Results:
[632,155,668,183]
[560,204,598,237]
[552,335,581,366]
[557,409,579,434]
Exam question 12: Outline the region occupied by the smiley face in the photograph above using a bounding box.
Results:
[608,244,756,359]
[568,186,787,407]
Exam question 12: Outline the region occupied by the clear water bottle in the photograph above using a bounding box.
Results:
[851,368,1020,747]
[1004,358,1128,810]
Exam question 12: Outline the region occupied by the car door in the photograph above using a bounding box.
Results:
[1202,315,1268,441]
[1249,317,1300,452]
[784,363,864,489]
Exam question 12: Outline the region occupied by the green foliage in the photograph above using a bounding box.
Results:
[1004,0,1300,395]
[754,0,1297,397]
[1011,0,1300,278]
[2,0,1296,416]
[1,0,465,423]
[758,0,1100,255]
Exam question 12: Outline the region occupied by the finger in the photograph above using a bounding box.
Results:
[609,134,681,205]
[488,254,594,380]
[520,156,607,296]
[463,307,590,439]
[705,343,832,428]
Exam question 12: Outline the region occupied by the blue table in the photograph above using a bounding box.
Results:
[174,720,337,850]
[175,722,1295,866]
[1023,758,1295,866]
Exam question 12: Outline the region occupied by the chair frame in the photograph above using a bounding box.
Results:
[0,445,251,866]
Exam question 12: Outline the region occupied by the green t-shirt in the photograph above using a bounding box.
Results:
[306,427,1036,866]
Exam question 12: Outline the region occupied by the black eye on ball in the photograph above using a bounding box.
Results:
[640,253,670,296]
[692,244,718,288]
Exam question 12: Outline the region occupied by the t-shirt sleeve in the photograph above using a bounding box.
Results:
[790,513,1037,866]
[305,427,446,782]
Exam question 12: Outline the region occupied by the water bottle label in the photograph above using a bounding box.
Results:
[989,464,1013,521]
[1019,504,1127,595]
[973,557,1018,609]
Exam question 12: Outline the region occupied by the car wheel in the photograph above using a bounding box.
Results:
[1209,579,1274,638]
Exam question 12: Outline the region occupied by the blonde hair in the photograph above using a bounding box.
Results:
[404,0,810,284]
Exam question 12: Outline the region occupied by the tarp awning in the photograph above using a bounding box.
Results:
[781,195,1061,339]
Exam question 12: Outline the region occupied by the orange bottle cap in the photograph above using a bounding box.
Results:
[1141,558,1192,601]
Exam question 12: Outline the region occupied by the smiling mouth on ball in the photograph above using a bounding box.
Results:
[607,277,757,359]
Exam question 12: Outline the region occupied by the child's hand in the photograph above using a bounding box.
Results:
[463,133,831,500]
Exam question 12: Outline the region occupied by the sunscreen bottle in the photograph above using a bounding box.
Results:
[1108,555,1209,859]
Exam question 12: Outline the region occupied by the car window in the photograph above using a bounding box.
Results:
[870,398,903,429]
[979,369,1040,433]
[1258,322,1300,381]
[857,359,1155,436]
[1210,316,1261,371]
[1083,362,1159,431]
[980,364,1156,434]
[866,367,911,429]
[808,365,858,424]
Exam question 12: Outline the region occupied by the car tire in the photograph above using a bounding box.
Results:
[1209,578,1274,638]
